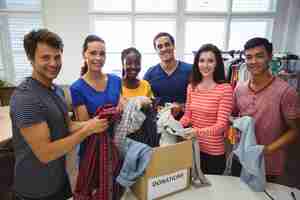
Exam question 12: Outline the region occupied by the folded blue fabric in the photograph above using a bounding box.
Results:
[116,138,152,187]
[232,116,266,192]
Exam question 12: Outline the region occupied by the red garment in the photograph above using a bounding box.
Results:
[74,105,123,200]
[230,64,239,89]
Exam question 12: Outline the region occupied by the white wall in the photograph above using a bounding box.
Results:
[43,0,89,85]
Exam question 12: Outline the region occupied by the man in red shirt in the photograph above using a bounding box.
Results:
[233,37,300,182]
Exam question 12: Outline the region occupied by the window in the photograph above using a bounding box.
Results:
[93,17,132,76]
[90,0,178,77]
[0,18,6,80]
[229,19,273,50]
[186,0,227,12]
[0,38,4,79]
[185,20,225,63]
[93,0,131,12]
[90,0,277,76]
[232,0,276,12]
[0,0,42,84]
[135,0,177,12]
[135,18,176,75]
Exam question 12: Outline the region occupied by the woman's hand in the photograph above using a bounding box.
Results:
[183,128,197,140]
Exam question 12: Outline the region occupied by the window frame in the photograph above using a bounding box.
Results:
[88,0,277,76]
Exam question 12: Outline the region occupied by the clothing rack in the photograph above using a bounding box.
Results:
[221,50,244,58]
[274,53,300,92]
[275,54,299,73]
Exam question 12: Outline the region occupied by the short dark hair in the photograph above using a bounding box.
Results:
[191,43,226,87]
[81,34,105,76]
[153,32,175,49]
[121,47,141,66]
[121,47,141,77]
[244,37,273,55]
[23,29,63,61]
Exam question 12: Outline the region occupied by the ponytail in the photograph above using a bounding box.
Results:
[81,62,88,76]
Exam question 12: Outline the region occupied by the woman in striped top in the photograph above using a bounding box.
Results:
[180,44,233,174]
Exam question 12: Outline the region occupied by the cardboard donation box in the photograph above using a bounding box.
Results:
[131,140,193,200]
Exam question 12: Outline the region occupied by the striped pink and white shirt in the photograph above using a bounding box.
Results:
[180,83,233,155]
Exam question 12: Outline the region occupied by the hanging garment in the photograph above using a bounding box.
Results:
[157,103,210,187]
[114,96,160,150]
[127,103,160,147]
[113,97,147,150]
[190,137,211,188]
[157,103,193,145]
[230,64,240,89]
[74,105,123,200]
[231,116,266,192]
[116,138,152,187]
[238,63,251,83]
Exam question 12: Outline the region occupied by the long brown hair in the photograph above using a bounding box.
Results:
[191,43,226,88]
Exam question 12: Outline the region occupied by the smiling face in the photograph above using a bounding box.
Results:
[83,41,106,73]
[31,42,62,83]
[245,45,272,77]
[154,36,175,63]
[123,52,141,80]
[197,51,217,80]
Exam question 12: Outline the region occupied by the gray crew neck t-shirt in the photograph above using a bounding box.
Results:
[10,77,70,198]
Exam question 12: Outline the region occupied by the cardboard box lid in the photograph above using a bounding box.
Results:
[145,140,193,177]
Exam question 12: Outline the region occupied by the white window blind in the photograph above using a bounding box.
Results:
[0,0,41,10]
[0,37,3,69]
[186,0,227,12]
[4,0,41,10]
[232,0,276,12]
[0,39,4,79]
[0,0,42,84]
[0,16,5,80]
[8,14,42,84]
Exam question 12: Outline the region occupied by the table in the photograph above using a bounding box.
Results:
[0,106,12,142]
[122,175,300,200]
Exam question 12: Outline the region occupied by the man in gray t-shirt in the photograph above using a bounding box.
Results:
[10,29,109,199]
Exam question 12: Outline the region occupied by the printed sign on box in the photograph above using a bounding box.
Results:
[148,169,188,200]
[131,140,193,200]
